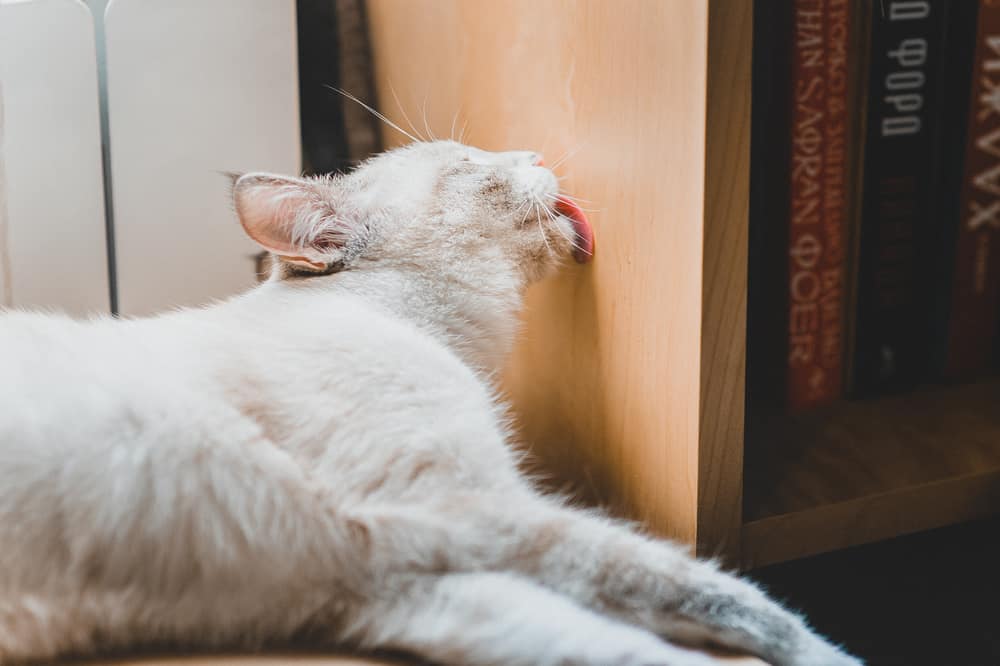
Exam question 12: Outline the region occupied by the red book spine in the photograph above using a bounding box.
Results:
[787,0,849,409]
[945,0,1000,378]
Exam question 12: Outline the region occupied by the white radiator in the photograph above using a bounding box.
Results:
[0,0,109,316]
[0,0,301,316]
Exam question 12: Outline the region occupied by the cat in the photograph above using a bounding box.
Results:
[0,140,860,666]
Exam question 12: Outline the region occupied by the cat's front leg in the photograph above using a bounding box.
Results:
[339,571,724,666]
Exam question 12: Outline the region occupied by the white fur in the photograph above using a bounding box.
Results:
[0,141,860,665]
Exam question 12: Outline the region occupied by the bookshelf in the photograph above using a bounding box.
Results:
[366,0,1000,569]
[743,380,1000,566]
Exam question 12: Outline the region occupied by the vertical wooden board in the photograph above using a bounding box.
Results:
[698,0,751,561]
[0,0,110,315]
[104,0,300,315]
[368,0,710,544]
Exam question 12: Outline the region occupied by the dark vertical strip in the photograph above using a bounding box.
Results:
[851,1,951,395]
[335,0,383,159]
[748,0,794,418]
[297,0,350,175]
[89,1,118,315]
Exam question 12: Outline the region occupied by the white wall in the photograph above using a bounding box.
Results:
[104,0,301,315]
[0,0,301,317]
[0,0,110,315]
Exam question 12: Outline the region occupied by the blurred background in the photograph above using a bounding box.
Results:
[0,0,379,317]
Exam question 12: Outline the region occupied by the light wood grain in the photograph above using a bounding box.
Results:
[743,380,1000,566]
[81,650,766,665]
[82,657,408,666]
[367,0,750,556]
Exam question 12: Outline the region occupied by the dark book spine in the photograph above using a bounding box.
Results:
[787,0,850,409]
[849,1,949,396]
[943,1,1000,378]
[748,0,793,419]
[928,2,979,377]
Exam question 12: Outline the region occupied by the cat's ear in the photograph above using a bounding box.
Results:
[232,172,350,272]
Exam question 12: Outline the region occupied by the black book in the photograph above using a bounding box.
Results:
[849,0,953,396]
[747,0,793,420]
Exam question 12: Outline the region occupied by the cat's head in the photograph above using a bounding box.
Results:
[232,140,593,288]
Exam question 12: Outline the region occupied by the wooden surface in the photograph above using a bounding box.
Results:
[743,380,1000,567]
[367,0,750,553]
[85,657,406,666]
[82,650,767,665]
[698,0,752,560]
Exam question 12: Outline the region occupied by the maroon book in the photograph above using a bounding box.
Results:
[786,0,850,409]
[944,0,1000,378]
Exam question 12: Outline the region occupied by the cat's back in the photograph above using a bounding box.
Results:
[0,311,236,444]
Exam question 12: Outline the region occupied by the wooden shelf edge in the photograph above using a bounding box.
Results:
[740,469,1000,569]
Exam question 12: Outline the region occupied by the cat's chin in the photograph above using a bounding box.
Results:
[553,196,594,264]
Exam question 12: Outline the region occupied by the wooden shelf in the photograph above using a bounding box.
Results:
[742,380,1000,567]
[80,649,765,665]
[366,0,997,570]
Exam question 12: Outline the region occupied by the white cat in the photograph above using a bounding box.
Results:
[0,141,859,666]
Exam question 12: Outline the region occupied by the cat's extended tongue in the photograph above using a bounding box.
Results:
[554,195,594,263]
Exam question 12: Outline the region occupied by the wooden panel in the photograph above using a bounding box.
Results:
[367,0,718,545]
[743,380,1000,566]
[0,0,110,315]
[698,0,751,560]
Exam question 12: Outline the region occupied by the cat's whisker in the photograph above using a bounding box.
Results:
[529,199,555,258]
[533,194,589,254]
[326,85,422,144]
[534,195,586,256]
[450,108,462,142]
[512,198,533,224]
[550,147,582,171]
[539,199,586,254]
[548,147,572,171]
[421,93,436,141]
[549,192,596,205]
[388,83,427,143]
[459,119,471,144]
[550,141,589,171]
[542,194,602,214]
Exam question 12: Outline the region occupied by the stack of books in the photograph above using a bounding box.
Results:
[751,0,1000,410]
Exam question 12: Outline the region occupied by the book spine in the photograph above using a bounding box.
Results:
[944,0,1000,378]
[849,0,949,396]
[787,0,849,409]
[747,0,793,418]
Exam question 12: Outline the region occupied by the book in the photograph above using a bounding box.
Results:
[748,0,794,418]
[927,1,979,378]
[786,0,852,409]
[848,0,950,396]
[941,0,1000,379]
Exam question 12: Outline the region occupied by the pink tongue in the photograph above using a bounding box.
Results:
[554,195,594,263]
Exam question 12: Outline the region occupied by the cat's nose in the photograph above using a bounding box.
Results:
[533,154,545,167]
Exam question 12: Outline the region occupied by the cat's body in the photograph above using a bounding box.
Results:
[0,141,859,665]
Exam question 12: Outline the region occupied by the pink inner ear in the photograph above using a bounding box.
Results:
[234,176,310,256]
